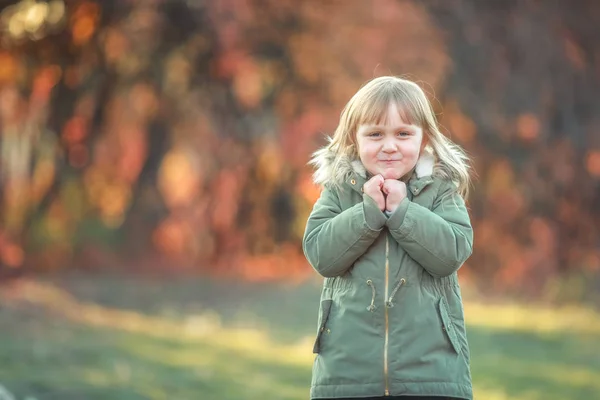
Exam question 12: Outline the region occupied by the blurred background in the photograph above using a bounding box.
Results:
[0,0,599,399]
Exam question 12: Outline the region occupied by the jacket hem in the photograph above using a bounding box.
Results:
[310,381,472,399]
[310,382,382,399]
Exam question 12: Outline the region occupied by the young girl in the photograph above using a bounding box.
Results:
[303,76,473,400]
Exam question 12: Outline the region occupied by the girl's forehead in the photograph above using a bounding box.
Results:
[360,103,419,127]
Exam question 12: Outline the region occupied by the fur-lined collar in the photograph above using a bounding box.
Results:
[310,144,439,188]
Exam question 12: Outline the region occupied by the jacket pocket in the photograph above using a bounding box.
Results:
[312,299,333,354]
[438,297,462,354]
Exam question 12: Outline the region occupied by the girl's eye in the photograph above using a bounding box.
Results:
[369,132,382,137]
[397,131,410,137]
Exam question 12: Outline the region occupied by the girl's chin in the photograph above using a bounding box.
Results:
[381,169,405,180]
[366,167,407,180]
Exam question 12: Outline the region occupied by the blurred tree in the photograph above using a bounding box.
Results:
[0,0,598,303]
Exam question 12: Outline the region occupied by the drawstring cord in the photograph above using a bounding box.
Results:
[386,278,406,308]
[366,280,377,312]
[366,278,407,311]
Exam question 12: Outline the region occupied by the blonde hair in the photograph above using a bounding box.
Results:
[311,76,472,199]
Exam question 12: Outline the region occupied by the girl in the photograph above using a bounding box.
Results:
[303,76,473,400]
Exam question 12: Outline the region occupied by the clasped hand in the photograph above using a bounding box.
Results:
[363,174,407,213]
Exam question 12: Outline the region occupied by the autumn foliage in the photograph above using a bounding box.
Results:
[0,0,598,301]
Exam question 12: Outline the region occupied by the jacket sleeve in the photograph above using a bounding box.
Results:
[303,187,387,277]
[385,180,473,277]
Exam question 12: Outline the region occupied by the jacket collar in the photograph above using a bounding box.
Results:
[311,142,438,196]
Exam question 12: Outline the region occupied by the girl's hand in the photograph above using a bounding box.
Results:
[363,174,385,211]
[383,179,407,213]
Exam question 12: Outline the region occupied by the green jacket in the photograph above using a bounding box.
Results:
[303,148,474,399]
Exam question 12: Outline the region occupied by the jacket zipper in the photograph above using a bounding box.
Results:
[383,235,407,396]
[384,234,390,396]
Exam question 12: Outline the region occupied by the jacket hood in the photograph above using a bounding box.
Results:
[310,140,439,188]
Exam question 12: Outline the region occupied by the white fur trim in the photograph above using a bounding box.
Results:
[351,160,367,178]
[415,148,435,178]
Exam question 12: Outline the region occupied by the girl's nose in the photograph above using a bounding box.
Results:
[382,138,397,152]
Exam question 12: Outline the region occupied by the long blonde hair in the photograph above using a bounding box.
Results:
[311,76,472,199]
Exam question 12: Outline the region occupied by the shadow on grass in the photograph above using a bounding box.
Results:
[2,275,599,400]
[0,311,311,400]
[41,272,323,344]
[468,325,600,400]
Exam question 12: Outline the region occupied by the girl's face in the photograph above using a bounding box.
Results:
[356,103,425,180]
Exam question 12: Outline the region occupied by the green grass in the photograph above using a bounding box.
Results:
[0,273,599,400]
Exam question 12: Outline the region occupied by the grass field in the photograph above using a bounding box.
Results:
[0,273,599,400]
